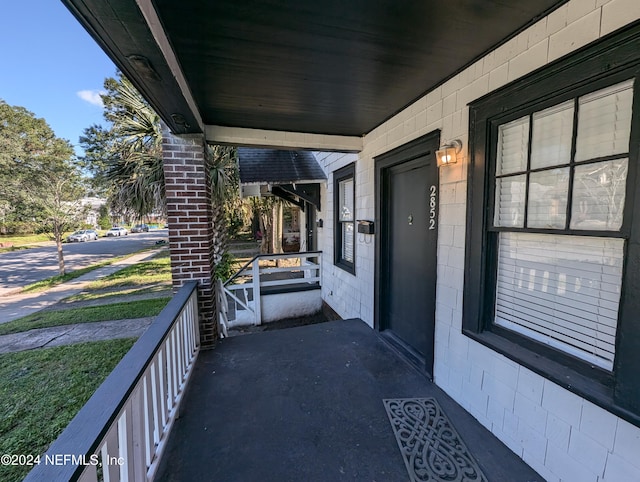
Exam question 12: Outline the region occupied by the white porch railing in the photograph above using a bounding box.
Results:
[24,281,200,482]
[218,251,321,333]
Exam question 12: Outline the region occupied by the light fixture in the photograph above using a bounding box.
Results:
[171,113,190,130]
[436,139,462,167]
[127,55,161,81]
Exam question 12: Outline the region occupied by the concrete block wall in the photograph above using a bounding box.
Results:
[315,1,640,480]
[313,151,375,324]
[161,126,217,347]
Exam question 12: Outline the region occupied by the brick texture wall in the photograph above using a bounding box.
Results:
[161,125,217,347]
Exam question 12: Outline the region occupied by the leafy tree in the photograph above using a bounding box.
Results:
[0,100,86,273]
[97,204,112,229]
[0,100,58,206]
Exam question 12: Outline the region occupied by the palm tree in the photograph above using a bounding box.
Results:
[207,144,238,263]
[84,73,239,261]
[101,74,165,221]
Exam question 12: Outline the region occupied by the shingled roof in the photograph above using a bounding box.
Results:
[238,148,327,185]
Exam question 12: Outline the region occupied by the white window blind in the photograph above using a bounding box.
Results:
[495,232,623,370]
[494,175,526,227]
[530,100,574,169]
[342,223,354,263]
[496,116,529,175]
[575,80,634,162]
[339,178,354,222]
[339,178,354,263]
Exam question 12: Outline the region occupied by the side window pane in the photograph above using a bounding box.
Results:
[339,179,354,221]
[342,223,354,263]
[527,168,569,229]
[575,80,634,161]
[495,232,623,371]
[530,101,574,169]
[494,175,526,227]
[334,165,355,273]
[570,159,628,230]
[496,116,529,175]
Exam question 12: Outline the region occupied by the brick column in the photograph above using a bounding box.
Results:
[161,124,217,347]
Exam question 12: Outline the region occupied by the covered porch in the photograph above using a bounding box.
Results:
[41,1,640,481]
[25,285,540,481]
[155,319,540,481]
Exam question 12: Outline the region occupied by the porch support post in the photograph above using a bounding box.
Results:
[161,123,217,347]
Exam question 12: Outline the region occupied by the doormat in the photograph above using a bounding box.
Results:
[383,398,487,482]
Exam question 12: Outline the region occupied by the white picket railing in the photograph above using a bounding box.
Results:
[24,281,200,482]
[218,251,321,332]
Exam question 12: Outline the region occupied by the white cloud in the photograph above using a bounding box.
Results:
[77,90,105,107]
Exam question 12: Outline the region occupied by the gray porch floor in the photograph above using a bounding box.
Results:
[155,319,542,482]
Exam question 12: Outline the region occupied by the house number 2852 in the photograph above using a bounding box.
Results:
[429,185,436,230]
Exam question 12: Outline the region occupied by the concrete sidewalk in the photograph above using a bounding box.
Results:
[0,317,154,354]
[0,248,165,324]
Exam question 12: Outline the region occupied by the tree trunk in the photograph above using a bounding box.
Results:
[259,211,272,254]
[272,203,283,254]
[55,224,65,275]
[211,200,227,264]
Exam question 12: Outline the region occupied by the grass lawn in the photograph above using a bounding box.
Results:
[20,247,167,294]
[0,298,170,336]
[85,252,171,290]
[20,257,124,293]
[0,338,136,482]
[0,233,53,245]
[64,284,172,303]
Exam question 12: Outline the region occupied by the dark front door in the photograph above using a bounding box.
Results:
[376,133,439,377]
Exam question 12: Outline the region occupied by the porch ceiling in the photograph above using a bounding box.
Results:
[63,0,567,137]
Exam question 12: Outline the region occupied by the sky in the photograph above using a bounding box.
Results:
[0,0,117,156]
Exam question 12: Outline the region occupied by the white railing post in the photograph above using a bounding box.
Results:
[252,258,262,325]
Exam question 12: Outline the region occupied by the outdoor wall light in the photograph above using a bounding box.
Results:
[436,139,462,167]
[127,55,160,81]
[171,113,190,129]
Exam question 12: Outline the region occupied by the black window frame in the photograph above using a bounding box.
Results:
[334,163,356,274]
[464,24,640,427]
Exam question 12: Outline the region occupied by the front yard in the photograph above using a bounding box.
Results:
[0,249,173,481]
[0,339,135,482]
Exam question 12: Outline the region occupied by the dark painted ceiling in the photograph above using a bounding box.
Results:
[63,0,567,136]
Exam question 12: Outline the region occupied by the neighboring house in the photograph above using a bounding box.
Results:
[62,1,640,480]
[79,196,106,227]
[238,148,326,251]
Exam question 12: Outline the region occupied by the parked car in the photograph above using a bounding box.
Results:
[106,226,128,237]
[67,230,98,242]
[131,224,150,233]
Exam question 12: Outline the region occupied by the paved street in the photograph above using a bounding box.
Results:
[0,248,166,323]
[0,229,168,296]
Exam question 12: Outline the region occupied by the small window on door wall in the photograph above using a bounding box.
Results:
[334,163,355,274]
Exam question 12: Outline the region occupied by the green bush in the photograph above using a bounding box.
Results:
[214,252,238,280]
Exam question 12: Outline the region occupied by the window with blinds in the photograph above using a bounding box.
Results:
[339,178,354,263]
[334,163,355,273]
[492,80,634,370]
[495,232,623,370]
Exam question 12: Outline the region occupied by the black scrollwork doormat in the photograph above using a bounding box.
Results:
[383,398,488,482]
